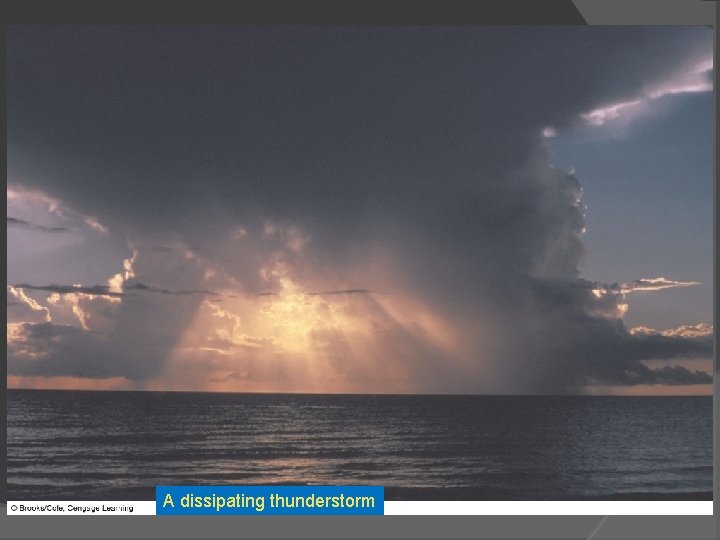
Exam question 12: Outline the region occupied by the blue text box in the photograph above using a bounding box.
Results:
[156,485,384,515]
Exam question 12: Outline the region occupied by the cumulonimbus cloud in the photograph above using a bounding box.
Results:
[6,26,714,392]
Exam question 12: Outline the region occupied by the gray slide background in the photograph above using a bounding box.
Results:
[1,0,716,538]
[574,0,715,25]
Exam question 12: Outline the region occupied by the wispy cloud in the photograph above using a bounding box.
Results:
[618,277,700,294]
[7,185,108,235]
[660,323,713,338]
[12,281,219,299]
[592,277,701,297]
[256,289,371,297]
[125,283,218,296]
[630,322,713,338]
[307,289,371,296]
[13,283,123,298]
[84,216,108,234]
[7,216,68,233]
[579,55,712,128]
[581,99,644,127]
[644,56,713,99]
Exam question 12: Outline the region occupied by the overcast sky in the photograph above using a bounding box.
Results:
[7,26,714,394]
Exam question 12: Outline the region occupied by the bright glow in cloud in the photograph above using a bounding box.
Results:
[590,277,701,297]
[630,322,713,338]
[108,248,138,293]
[581,99,644,126]
[84,216,108,234]
[8,184,108,235]
[7,285,51,322]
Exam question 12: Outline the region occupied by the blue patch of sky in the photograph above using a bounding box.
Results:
[545,91,713,330]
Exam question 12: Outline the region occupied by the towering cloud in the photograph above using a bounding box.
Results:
[6,26,713,393]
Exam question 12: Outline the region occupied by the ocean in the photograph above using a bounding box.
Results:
[6,390,713,501]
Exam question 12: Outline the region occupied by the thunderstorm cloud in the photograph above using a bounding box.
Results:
[6,26,713,393]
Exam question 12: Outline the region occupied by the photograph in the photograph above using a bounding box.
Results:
[6,25,713,501]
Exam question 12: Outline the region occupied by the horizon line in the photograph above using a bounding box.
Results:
[5,387,712,397]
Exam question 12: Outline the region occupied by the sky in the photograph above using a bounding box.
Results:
[6,26,714,395]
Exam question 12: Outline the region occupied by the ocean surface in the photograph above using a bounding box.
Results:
[6,390,713,501]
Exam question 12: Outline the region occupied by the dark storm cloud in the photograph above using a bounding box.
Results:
[9,318,194,380]
[6,26,713,389]
[587,351,713,386]
[7,216,68,233]
[7,322,120,378]
[615,325,712,361]
[550,304,713,387]
[472,276,713,391]
[643,366,712,385]
[8,27,711,240]
[8,284,201,380]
